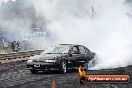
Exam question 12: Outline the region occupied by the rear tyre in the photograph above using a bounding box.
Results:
[30,69,38,74]
[59,60,67,74]
[82,59,89,70]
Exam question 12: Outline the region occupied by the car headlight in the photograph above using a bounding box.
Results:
[45,59,56,63]
[27,60,33,63]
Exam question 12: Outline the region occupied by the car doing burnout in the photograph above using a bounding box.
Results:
[27,44,95,73]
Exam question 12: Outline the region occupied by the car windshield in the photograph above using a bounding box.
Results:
[42,45,72,54]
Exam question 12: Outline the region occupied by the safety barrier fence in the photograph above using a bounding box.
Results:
[0,50,44,64]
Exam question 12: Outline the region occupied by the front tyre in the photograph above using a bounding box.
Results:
[59,60,67,74]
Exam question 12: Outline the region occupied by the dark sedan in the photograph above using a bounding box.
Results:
[27,44,95,74]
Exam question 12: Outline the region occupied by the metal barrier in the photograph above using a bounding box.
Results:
[0,50,44,64]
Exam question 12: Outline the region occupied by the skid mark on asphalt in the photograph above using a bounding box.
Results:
[0,70,61,88]
[0,62,132,88]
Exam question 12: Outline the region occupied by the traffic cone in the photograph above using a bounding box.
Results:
[52,80,57,88]
[11,63,17,70]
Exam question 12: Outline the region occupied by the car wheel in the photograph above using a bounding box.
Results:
[30,69,38,74]
[81,59,89,70]
[59,60,67,74]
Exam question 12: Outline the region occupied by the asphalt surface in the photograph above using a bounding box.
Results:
[0,61,132,88]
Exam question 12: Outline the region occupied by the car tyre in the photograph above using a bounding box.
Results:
[59,60,67,74]
[30,69,38,74]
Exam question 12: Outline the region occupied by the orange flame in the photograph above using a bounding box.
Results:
[78,66,86,76]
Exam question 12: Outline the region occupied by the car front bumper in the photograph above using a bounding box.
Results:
[27,63,60,71]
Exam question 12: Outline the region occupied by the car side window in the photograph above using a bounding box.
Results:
[72,46,79,52]
[78,46,85,54]
[84,47,90,54]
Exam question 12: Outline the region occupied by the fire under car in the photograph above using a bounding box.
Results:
[26,44,95,74]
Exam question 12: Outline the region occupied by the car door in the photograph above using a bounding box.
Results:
[75,45,87,67]
[67,46,80,68]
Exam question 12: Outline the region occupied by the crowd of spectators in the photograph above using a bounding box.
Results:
[0,40,29,53]
[11,40,20,52]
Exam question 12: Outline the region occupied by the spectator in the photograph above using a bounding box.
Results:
[11,40,16,52]
[16,41,20,52]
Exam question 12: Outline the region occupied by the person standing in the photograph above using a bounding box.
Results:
[11,40,15,52]
[16,41,20,52]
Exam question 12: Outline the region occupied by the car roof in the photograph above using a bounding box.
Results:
[59,44,82,46]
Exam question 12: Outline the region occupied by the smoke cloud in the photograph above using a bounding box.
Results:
[1,0,132,69]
